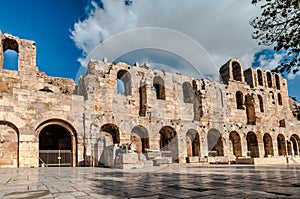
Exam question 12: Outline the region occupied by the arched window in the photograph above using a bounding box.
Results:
[257,69,263,86]
[277,93,282,105]
[236,91,244,110]
[182,82,194,103]
[258,95,264,112]
[266,72,272,88]
[275,74,280,90]
[117,70,131,96]
[270,91,275,104]
[2,38,19,70]
[153,76,165,100]
[232,61,242,81]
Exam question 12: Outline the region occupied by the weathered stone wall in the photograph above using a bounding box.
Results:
[0,33,300,167]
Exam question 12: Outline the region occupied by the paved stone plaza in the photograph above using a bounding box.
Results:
[0,165,299,198]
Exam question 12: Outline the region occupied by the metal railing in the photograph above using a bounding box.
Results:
[39,150,72,167]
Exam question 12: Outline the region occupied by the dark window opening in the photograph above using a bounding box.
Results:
[267,72,272,88]
[101,124,120,144]
[245,95,256,125]
[275,74,280,90]
[232,61,242,81]
[278,93,282,105]
[257,69,263,86]
[182,82,194,103]
[153,76,165,100]
[139,84,147,117]
[117,70,131,96]
[236,91,244,110]
[258,95,264,112]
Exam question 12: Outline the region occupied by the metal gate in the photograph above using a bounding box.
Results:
[39,150,72,167]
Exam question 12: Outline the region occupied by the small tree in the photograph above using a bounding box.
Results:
[250,0,300,74]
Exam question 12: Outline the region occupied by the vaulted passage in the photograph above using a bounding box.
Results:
[101,123,120,144]
[0,121,19,168]
[277,134,286,156]
[246,132,259,158]
[186,129,200,157]
[263,133,274,157]
[229,131,242,157]
[160,126,178,162]
[207,129,224,156]
[39,124,74,167]
[290,134,300,156]
[131,126,149,154]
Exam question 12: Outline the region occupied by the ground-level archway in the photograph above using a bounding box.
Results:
[263,133,274,157]
[229,131,242,157]
[246,132,259,158]
[186,129,200,157]
[277,134,286,156]
[159,126,178,162]
[207,129,224,156]
[131,125,149,154]
[290,134,300,156]
[0,121,19,168]
[36,119,77,167]
[100,123,120,144]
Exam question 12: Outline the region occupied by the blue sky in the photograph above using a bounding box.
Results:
[0,0,299,101]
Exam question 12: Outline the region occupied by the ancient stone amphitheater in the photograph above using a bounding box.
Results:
[0,33,299,168]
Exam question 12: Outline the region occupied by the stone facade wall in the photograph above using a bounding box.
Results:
[0,33,300,167]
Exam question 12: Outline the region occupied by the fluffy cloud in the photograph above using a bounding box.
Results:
[70,0,261,71]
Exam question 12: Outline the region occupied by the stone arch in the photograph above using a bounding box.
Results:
[277,134,286,156]
[229,131,242,157]
[131,125,149,154]
[246,132,259,158]
[258,95,264,112]
[290,134,300,156]
[117,69,131,96]
[0,121,19,168]
[182,82,194,103]
[277,93,282,105]
[263,133,274,156]
[232,61,242,81]
[275,74,280,90]
[153,76,166,100]
[207,129,224,156]
[35,119,77,167]
[2,38,19,70]
[245,94,256,125]
[257,69,263,86]
[159,126,178,162]
[266,71,272,88]
[186,129,200,157]
[236,91,244,110]
[100,123,120,144]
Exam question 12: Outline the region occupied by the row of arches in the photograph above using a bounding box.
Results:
[236,91,283,113]
[257,69,281,90]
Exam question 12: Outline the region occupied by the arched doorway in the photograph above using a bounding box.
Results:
[290,134,300,156]
[207,129,224,156]
[159,126,178,162]
[37,119,77,167]
[186,129,200,157]
[246,132,259,158]
[101,123,120,144]
[277,134,286,156]
[0,121,19,168]
[131,126,149,154]
[263,133,274,157]
[229,131,242,157]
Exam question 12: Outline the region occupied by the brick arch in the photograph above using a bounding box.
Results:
[207,128,224,156]
[35,119,77,167]
[131,125,149,154]
[263,133,274,156]
[277,134,286,156]
[186,129,200,157]
[159,126,178,162]
[290,134,300,156]
[100,123,120,144]
[229,131,242,157]
[246,131,259,158]
[0,120,19,168]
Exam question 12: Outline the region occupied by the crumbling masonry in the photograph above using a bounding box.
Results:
[0,33,300,168]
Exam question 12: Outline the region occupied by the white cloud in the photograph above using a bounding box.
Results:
[70,0,261,70]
